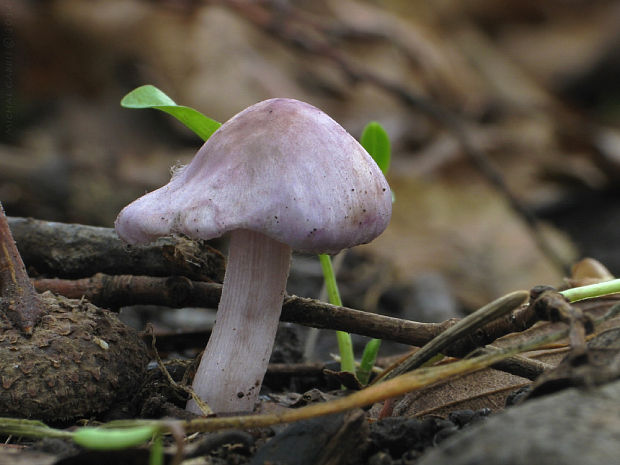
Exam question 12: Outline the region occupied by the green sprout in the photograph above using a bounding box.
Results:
[318,253,355,375]
[120,85,392,383]
[356,337,382,385]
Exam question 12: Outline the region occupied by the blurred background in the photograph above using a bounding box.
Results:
[1,0,620,320]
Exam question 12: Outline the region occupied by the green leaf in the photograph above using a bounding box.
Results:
[121,85,221,141]
[360,121,391,174]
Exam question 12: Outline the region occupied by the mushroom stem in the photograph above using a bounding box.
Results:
[187,229,291,414]
[0,203,46,334]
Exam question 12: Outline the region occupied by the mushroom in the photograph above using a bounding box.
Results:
[115,98,392,414]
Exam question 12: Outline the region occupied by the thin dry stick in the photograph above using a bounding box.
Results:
[100,350,522,433]
[146,324,213,416]
[185,304,620,432]
[35,275,548,380]
[33,274,539,358]
[0,344,529,439]
[379,290,529,381]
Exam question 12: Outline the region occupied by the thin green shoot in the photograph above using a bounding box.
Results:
[318,253,355,374]
[560,278,620,302]
[0,418,73,440]
[149,432,164,465]
[357,338,382,385]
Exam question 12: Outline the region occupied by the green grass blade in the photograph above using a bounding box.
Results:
[121,85,221,141]
[560,278,620,302]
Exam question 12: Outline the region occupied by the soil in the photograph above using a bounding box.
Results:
[6,321,620,465]
[0,292,149,423]
[1,243,620,464]
[12,354,497,465]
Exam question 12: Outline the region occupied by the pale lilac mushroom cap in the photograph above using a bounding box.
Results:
[115,98,391,252]
[115,98,392,414]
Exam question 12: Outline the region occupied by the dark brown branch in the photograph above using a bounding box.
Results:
[34,274,222,310]
[8,217,225,282]
[33,273,538,359]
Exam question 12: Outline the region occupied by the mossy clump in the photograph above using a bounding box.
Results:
[0,292,149,422]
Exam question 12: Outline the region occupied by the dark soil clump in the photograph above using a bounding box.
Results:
[0,292,149,423]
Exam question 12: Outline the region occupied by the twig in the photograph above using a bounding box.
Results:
[379,290,529,381]
[146,324,213,416]
[33,273,539,360]
[487,350,554,380]
[8,216,225,282]
[33,273,561,380]
[34,274,222,310]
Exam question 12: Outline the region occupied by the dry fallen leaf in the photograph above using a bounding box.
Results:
[389,289,620,418]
